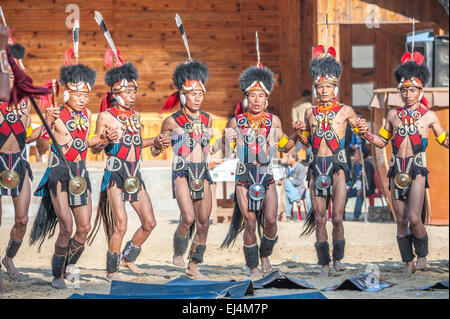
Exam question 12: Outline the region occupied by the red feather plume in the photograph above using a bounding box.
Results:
[401,51,425,66]
[327,47,337,58]
[312,45,325,57]
[235,102,244,116]
[100,92,113,112]
[64,48,76,66]
[160,91,180,113]
[104,49,124,68]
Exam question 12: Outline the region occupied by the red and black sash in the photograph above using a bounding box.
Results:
[106,107,142,161]
[0,100,27,149]
[236,112,273,157]
[392,105,428,155]
[311,103,344,155]
[57,106,89,161]
[171,109,210,157]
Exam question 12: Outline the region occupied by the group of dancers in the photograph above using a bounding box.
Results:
[0,11,448,291]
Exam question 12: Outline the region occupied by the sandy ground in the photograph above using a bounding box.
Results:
[0,209,448,299]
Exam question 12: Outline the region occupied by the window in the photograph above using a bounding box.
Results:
[352,83,374,107]
[352,45,374,69]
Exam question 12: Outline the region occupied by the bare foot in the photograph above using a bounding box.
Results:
[416,257,428,271]
[173,255,186,267]
[186,263,208,280]
[333,260,346,272]
[249,267,263,280]
[1,257,20,280]
[51,277,67,289]
[403,261,416,275]
[319,264,330,277]
[120,260,143,274]
[106,272,121,283]
[260,257,273,273]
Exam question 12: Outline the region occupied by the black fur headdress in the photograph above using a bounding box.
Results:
[239,66,274,95]
[105,62,138,87]
[172,60,208,91]
[59,64,96,87]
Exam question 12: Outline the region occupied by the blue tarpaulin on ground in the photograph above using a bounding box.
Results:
[68,292,226,299]
[419,280,449,290]
[252,270,314,289]
[244,292,327,299]
[109,279,254,298]
[321,272,395,292]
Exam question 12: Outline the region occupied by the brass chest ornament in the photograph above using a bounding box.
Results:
[0,169,20,189]
[394,172,412,190]
[68,175,87,196]
[124,176,140,194]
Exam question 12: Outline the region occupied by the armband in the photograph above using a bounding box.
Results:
[209,135,216,148]
[352,127,360,135]
[436,131,448,145]
[277,135,288,149]
[379,127,393,141]
[26,126,33,138]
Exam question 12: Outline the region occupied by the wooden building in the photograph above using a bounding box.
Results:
[2,0,448,127]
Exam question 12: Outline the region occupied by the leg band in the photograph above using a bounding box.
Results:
[259,234,278,258]
[173,232,189,257]
[106,251,120,274]
[189,243,206,264]
[314,241,331,265]
[122,240,142,262]
[52,245,68,279]
[5,239,22,259]
[332,238,345,261]
[243,244,259,269]
[412,233,428,258]
[396,235,414,262]
[65,238,85,267]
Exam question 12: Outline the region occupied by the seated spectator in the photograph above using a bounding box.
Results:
[282,152,311,220]
[346,145,376,220]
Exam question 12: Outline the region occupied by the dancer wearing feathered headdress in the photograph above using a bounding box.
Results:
[296,16,372,276]
[0,16,57,284]
[156,14,220,280]
[29,19,99,289]
[357,19,449,275]
[85,11,167,282]
[220,32,300,279]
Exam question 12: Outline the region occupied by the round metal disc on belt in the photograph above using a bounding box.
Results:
[327,111,336,119]
[184,122,193,132]
[394,172,412,189]
[237,117,248,127]
[236,162,247,175]
[249,183,265,201]
[73,138,87,152]
[315,174,332,191]
[124,176,141,194]
[407,124,417,135]
[69,176,87,196]
[106,156,122,171]
[5,113,19,124]
[244,134,256,144]
[123,134,132,146]
[185,137,195,148]
[315,127,324,137]
[0,169,20,189]
[256,134,266,146]
[190,178,204,192]
[398,127,407,137]
[132,134,141,145]
[325,130,334,141]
